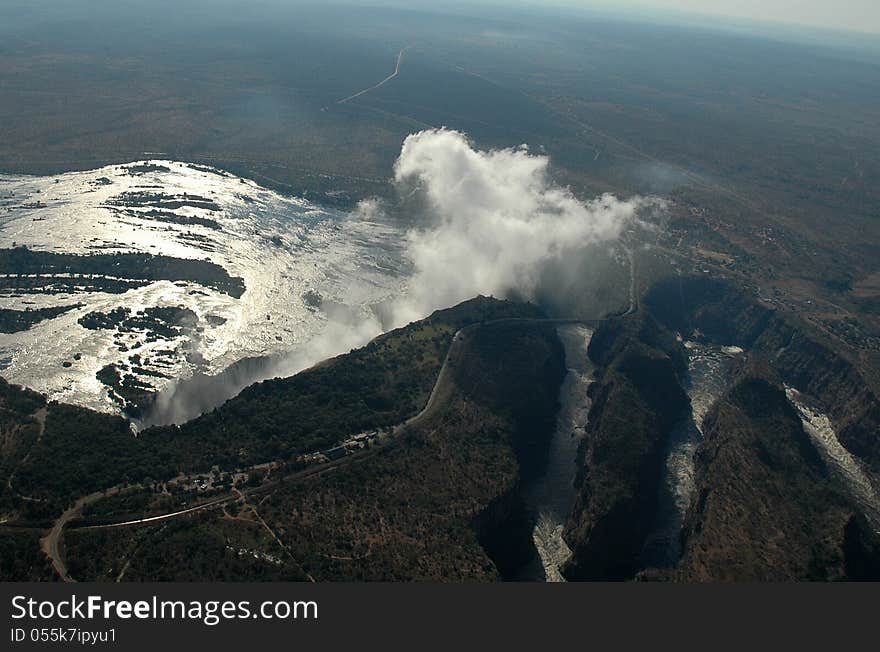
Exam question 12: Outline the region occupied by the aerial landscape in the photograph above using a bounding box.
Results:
[1,0,879,583]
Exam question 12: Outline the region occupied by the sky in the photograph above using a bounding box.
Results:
[562,0,880,35]
[10,1,879,38]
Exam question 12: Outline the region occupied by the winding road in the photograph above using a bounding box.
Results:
[36,315,607,580]
[29,233,649,582]
[28,252,638,581]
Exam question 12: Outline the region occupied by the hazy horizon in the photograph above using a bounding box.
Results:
[288,0,880,37]
[553,0,880,36]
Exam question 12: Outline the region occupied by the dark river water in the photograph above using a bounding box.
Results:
[519,324,594,581]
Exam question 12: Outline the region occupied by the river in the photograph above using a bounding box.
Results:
[519,324,594,581]
[786,386,880,532]
[640,341,743,568]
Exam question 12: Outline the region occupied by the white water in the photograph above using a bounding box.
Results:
[522,324,594,582]
[786,386,880,533]
[0,161,405,415]
[641,341,743,568]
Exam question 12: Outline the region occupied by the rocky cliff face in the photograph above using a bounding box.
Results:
[463,322,567,578]
[562,286,880,581]
[843,514,880,580]
[472,483,538,579]
[644,277,880,472]
[236,319,568,582]
[562,312,688,580]
[674,361,875,580]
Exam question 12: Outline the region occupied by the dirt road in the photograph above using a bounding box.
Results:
[335,47,407,105]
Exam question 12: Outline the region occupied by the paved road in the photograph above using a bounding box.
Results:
[73,455,362,532]
[80,318,597,529]
[397,316,603,433]
[35,315,611,580]
[40,489,115,582]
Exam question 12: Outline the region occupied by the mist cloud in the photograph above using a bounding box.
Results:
[145,129,662,425]
[388,128,656,325]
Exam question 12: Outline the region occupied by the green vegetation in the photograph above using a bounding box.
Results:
[93,319,565,582]
[4,297,544,514]
[144,297,545,471]
[255,320,562,581]
[563,310,688,580]
[105,190,220,212]
[673,361,869,580]
[79,306,197,337]
[0,378,46,515]
[1,3,879,583]
[12,403,146,510]
[645,276,880,472]
[0,304,81,333]
[74,305,200,415]
[0,247,245,298]
[10,299,564,581]
[0,530,54,581]
[1,3,878,366]
[0,376,45,418]
[65,515,308,582]
[111,208,222,231]
[95,364,157,417]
